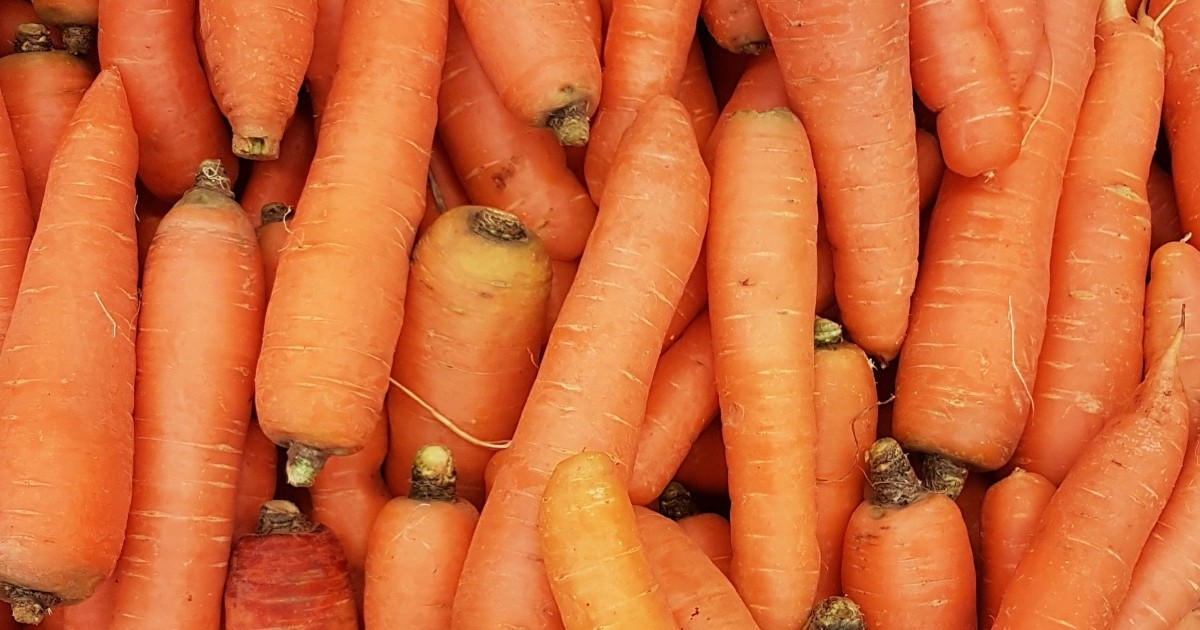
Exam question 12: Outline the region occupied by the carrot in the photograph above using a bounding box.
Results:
[634,507,758,629]
[240,103,317,229]
[454,0,601,146]
[1181,610,1200,630]
[437,13,597,261]
[224,501,358,629]
[453,95,708,629]
[38,573,117,630]
[628,312,719,505]
[663,255,708,351]
[0,90,32,349]
[545,258,579,342]
[0,24,92,221]
[134,188,170,278]
[983,0,1043,93]
[657,483,734,577]
[709,108,820,629]
[254,0,448,486]
[916,128,944,216]
[842,438,977,629]
[384,205,550,507]
[364,445,478,629]
[815,221,836,315]
[1143,242,1200,417]
[30,0,94,55]
[954,469,991,570]
[232,420,279,542]
[674,419,729,497]
[803,597,866,630]
[910,0,1022,177]
[979,469,1055,629]
[428,135,470,210]
[992,325,1190,630]
[812,320,879,600]
[893,0,1103,470]
[540,452,675,630]
[576,0,604,54]
[305,0,343,128]
[678,38,720,147]
[1149,162,1185,252]
[700,0,766,54]
[255,203,292,299]
[199,0,316,159]
[1154,0,1200,240]
[703,49,788,165]
[582,0,701,200]
[0,0,59,56]
[0,68,136,624]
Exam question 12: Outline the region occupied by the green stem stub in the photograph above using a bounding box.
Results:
[0,583,59,624]
[285,443,328,487]
[814,317,844,346]
[410,444,458,502]
[547,101,591,147]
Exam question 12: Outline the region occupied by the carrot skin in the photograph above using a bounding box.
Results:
[916,127,944,216]
[240,104,317,229]
[703,49,788,166]
[663,255,708,351]
[1143,242,1200,417]
[673,420,729,497]
[983,0,1042,92]
[305,0,343,128]
[544,258,579,343]
[1148,162,1184,252]
[678,513,734,577]
[677,37,720,147]
[701,0,767,55]
[38,573,117,630]
[232,420,279,542]
[0,90,32,349]
[1152,0,1200,241]
[979,469,1056,630]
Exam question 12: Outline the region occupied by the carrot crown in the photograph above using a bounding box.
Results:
[13,24,52,53]
[466,206,529,243]
[814,317,844,347]
[192,159,234,198]
[866,438,925,507]
[410,444,458,502]
[802,596,866,630]
[921,454,970,500]
[657,482,700,521]
[255,500,317,536]
[260,202,294,226]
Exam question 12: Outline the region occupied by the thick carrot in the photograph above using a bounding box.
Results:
[657,483,734,577]
[0,24,92,221]
[634,507,758,629]
[893,0,1103,470]
[363,445,478,629]
[545,258,579,342]
[38,573,117,630]
[232,420,279,542]
[97,0,238,200]
[701,0,766,54]
[916,127,944,216]
[254,0,448,486]
[384,205,550,507]
[240,104,317,229]
[0,0,59,56]
[910,0,1022,176]
[199,0,316,159]
[678,38,720,147]
[703,49,788,166]
[255,203,292,300]
[30,0,94,54]
[758,0,919,360]
[663,255,708,351]
[0,90,32,349]
[453,96,708,630]
[454,0,600,146]
[709,108,820,628]
[1153,0,1200,240]
[1143,242,1200,417]
[540,452,676,630]
[674,420,729,497]
[992,326,1190,630]
[582,0,701,200]
[437,13,597,261]
[841,439,977,628]
[812,322,879,601]
[979,469,1055,630]
[305,0,343,127]
[0,68,137,624]
[224,501,358,629]
[983,0,1043,92]
[1149,162,1185,252]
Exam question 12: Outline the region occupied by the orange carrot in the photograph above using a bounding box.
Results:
[232,420,279,542]
[437,13,597,261]
[453,95,708,629]
[803,597,867,630]
[305,0,342,127]
[0,90,32,349]
[1181,610,1200,630]
[428,135,470,210]
[576,0,604,54]
[658,483,734,577]
[29,0,94,54]
[454,0,601,146]
[384,205,550,507]
[894,0,1103,471]
[0,68,138,624]
[255,203,292,299]
[703,49,788,166]
[134,188,170,279]
[678,38,720,147]
[815,220,835,314]
[1143,242,1200,417]
[993,326,1190,630]
[224,501,358,629]
[38,573,117,630]
[1149,162,1185,252]
[954,469,990,571]
[674,420,729,497]
[240,103,317,229]
[664,255,708,351]
[254,0,448,486]
[0,0,59,56]
[916,127,944,216]
[979,469,1055,630]
[983,0,1043,92]
[700,0,766,54]
[709,108,820,628]
[363,445,478,629]
[0,24,92,221]
[545,258,579,342]
[539,452,676,629]
[1154,0,1200,240]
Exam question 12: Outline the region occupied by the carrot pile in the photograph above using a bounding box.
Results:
[1,0,1200,627]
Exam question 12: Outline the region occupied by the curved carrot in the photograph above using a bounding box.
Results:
[894,0,1103,470]
[710,108,820,628]
[232,420,279,542]
[199,0,316,159]
[30,0,94,54]
[1149,162,1185,252]
[1154,0,1200,240]
[255,203,292,299]
[454,0,601,146]
[255,0,447,486]
[545,258,579,342]
[983,0,1043,92]
[0,24,91,221]
[0,0,59,56]
[438,13,597,261]
[540,452,676,630]
[979,469,1055,629]
[673,420,729,497]
[384,205,551,507]
[109,161,265,630]
[915,127,944,217]
[38,573,117,630]
[678,38,720,147]
[240,103,316,229]
[0,68,138,623]
[305,0,343,127]
[453,95,708,630]
[657,483,733,577]
[0,90,32,349]
[700,0,766,54]
[664,255,708,351]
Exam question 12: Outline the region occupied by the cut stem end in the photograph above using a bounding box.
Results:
[922,454,970,500]
[193,159,234,197]
[285,443,328,487]
[547,103,591,147]
[233,135,281,161]
[410,444,457,502]
[867,438,925,507]
[657,482,700,521]
[260,202,293,226]
[468,206,528,242]
[0,584,59,624]
[255,499,316,535]
[803,596,865,630]
[814,317,844,346]
[13,24,52,53]
[61,24,95,56]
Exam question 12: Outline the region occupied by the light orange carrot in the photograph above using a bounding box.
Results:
[979,469,1055,629]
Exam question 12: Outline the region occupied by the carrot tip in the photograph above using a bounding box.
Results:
[260,202,294,226]
[814,317,844,346]
[547,103,591,147]
[867,438,925,507]
[13,23,52,53]
[657,482,700,521]
[60,25,95,56]
[255,500,316,535]
[410,444,458,502]
[284,443,328,487]
[233,135,282,161]
[802,596,865,630]
[467,206,529,242]
[921,454,970,500]
[0,584,59,624]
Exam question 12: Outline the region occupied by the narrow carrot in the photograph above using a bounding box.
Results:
[703,49,788,166]
[0,0,59,56]
[454,0,601,146]
[0,24,92,221]
[30,0,94,55]
[232,420,279,542]
[224,501,358,629]
[709,108,820,628]
[384,205,551,507]
[1143,242,1200,416]
[993,326,1190,630]
[657,482,733,577]
[305,0,343,127]
[673,420,729,497]
[1154,0,1200,239]
[437,12,597,261]
[841,439,977,628]
[700,0,766,54]
[452,95,708,630]
[634,507,758,629]
[254,0,448,486]
[804,597,867,630]
[134,187,171,280]
[663,254,708,351]
[982,0,1043,92]
[628,313,718,505]
[677,37,720,147]
[364,445,478,629]
[1149,162,1185,252]
[239,102,317,229]
[894,0,1103,470]
[915,128,944,216]
[540,452,676,630]
[954,469,991,570]
[545,258,579,342]
[38,573,117,630]
[0,89,32,349]
[255,203,292,299]
[979,469,1055,630]
[0,68,138,624]
[428,134,470,210]
[97,0,238,200]
[815,220,835,314]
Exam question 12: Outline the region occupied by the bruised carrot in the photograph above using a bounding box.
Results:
[232,420,279,542]
[545,258,579,342]
[438,13,597,261]
[30,0,94,55]
[0,24,92,221]
[254,0,448,486]
[983,0,1043,92]
[540,452,676,630]
[255,203,292,299]
[1149,162,1185,251]
[678,38,720,146]
[38,573,117,630]
[979,469,1055,629]
[664,255,708,351]
[240,103,317,229]
[453,96,708,629]
[305,0,342,127]
[0,90,32,349]
[0,68,138,623]
[224,501,358,629]
[384,205,550,507]
[700,0,766,54]
[674,420,729,497]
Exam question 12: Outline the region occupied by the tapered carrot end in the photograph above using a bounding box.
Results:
[867,438,925,507]
[260,203,294,226]
[284,443,328,487]
[921,454,970,500]
[13,23,52,53]
[547,102,591,147]
[814,317,843,346]
[657,482,699,521]
[61,25,95,56]
[802,596,865,630]
[233,135,282,161]
[0,584,59,624]
[256,500,316,535]
[411,444,458,502]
